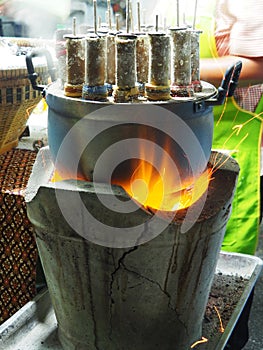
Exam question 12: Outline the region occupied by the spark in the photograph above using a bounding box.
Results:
[216,98,227,126]
[191,336,208,348]
[213,89,263,176]
[232,124,243,135]
[242,111,263,127]
[210,132,249,175]
[214,306,225,333]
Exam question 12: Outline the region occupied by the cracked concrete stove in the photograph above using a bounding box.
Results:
[25,147,239,350]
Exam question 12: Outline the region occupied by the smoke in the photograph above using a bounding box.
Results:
[3,0,71,38]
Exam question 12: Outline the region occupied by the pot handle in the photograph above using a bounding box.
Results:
[227,61,242,97]
[26,48,56,96]
[205,60,242,106]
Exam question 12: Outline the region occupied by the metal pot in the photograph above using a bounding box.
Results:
[26,49,241,193]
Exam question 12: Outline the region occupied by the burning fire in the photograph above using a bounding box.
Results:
[114,160,212,212]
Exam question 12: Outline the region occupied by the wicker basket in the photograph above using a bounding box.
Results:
[0,40,50,154]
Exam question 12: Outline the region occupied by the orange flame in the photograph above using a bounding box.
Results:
[114,159,212,212]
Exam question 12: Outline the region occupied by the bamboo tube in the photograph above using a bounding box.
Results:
[145,32,171,101]
[169,27,194,97]
[190,29,202,92]
[64,17,85,97]
[82,34,107,101]
[113,34,138,102]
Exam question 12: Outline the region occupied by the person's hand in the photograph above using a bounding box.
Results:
[200,55,263,88]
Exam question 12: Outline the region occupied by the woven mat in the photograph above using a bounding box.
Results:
[0,149,37,324]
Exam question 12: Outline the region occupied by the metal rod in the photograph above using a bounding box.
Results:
[93,0,97,34]
[137,1,141,32]
[193,0,198,30]
[115,13,120,31]
[72,17,76,36]
[126,0,130,33]
[105,10,109,26]
[129,0,134,33]
[155,14,159,32]
[177,0,179,27]
[107,0,112,30]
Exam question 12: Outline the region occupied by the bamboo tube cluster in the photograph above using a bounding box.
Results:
[62,26,202,102]
[62,0,203,102]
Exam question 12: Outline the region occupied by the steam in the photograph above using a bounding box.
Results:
[3,0,71,38]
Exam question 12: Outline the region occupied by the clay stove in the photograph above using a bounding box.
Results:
[25,147,239,350]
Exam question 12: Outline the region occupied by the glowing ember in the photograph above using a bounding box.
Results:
[115,160,212,212]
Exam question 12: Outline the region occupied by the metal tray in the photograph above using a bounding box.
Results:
[0,251,262,350]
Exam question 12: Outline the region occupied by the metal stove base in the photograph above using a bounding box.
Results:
[0,251,262,350]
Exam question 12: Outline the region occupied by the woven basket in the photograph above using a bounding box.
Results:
[0,40,50,154]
